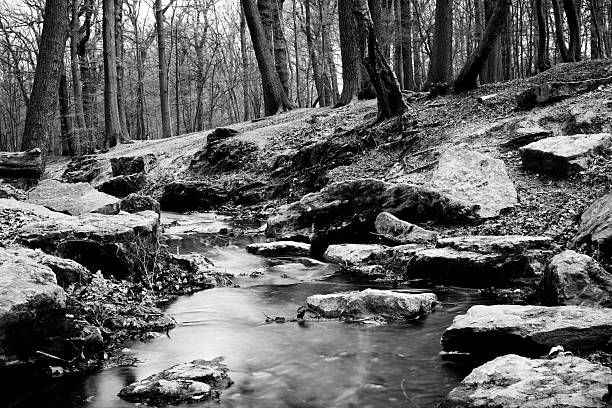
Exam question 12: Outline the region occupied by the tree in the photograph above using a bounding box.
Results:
[242,0,294,115]
[103,0,126,148]
[352,0,407,121]
[534,0,550,72]
[453,0,511,92]
[115,0,130,139]
[336,0,361,107]
[21,0,69,168]
[400,0,415,89]
[155,0,173,138]
[427,0,453,85]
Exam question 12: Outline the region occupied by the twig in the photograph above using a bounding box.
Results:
[36,350,70,364]
[401,377,422,408]
[405,160,439,174]
[403,146,438,160]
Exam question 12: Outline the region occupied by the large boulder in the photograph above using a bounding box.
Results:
[245,241,311,257]
[27,179,120,215]
[0,249,66,358]
[323,244,388,265]
[160,181,230,212]
[431,146,518,218]
[2,246,91,287]
[408,235,554,287]
[5,199,160,278]
[539,250,612,308]
[62,155,109,184]
[374,212,437,244]
[98,173,147,198]
[439,354,612,408]
[191,139,258,171]
[440,304,612,358]
[0,184,27,200]
[266,179,477,245]
[520,133,612,175]
[119,358,233,405]
[574,192,612,258]
[307,289,437,321]
[111,154,157,176]
[120,193,161,215]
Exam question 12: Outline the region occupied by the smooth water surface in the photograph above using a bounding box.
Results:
[5,213,489,408]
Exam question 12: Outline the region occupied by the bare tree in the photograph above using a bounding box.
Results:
[155,0,173,138]
[103,0,126,148]
[336,0,361,106]
[427,0,453,85]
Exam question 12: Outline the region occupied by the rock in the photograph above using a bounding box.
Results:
[408,235,554,287]
[307,288,437,321]
[191,139,258,170]
[520,133,612,175]
[516,76,612,108]
[163,253,233,292]
[98,173,147,198]
[574,192,612,258]
[439,354,612,408]
[120,193,161,215]
[266,179,477,245]
[207,127,239,145]
[27,179,120,216]
[111,154,157,176]
[374,212,437,244]
[118,358,233,405]
[62,155,108,184]
[492,118,553,147]
[160,181,230,212]
[440,304,612,357]
[7,199,160,278]
[2,246,91,287]
[323,244,387,265]
[0,249,66,357]
[0,184,27,200]
[430,146,518,218]
[539,250,612,308]
[245,241,311,257]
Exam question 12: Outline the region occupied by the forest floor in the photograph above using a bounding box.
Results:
[49,60,612,259]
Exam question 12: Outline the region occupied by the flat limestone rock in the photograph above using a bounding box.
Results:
[374,212,437,244]
[323,244,387,265]
[574,192,612,258]
[439,354,612,408]
[119,358,232,405]
[539,250,612,308]
[520,133,612,175]
[307,288,437,321]
[408,235,554,287]
[245,241,311,257]
[431,146,518,218]
[440,304,612,357]
[27,179,120,215]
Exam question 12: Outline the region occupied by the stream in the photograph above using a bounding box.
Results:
[6,212,491,408]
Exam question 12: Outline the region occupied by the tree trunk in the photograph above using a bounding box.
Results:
[103,0,125,149]
[412,1,422,89]
[336,0,361,106]
[551,0,571,61]
[481,0,503,84]
[241,6,251,120]
[59,69,79,156]
[242,0,295,115]
[562,0,581,61]
[21,0,69,169]
[454,0,511,92]
[0,149,43,179]
[352,0,407,121]
[393,0,404,89]
[304,0,325,105]
[534,0,551,72]
[70,0,86,131]
[272,0,290,95]
[427,0,453,85]
[401,0,415,89]
[115,0,130,139]
[155,0,173,138]
[293,0,302,107]
[589,0,604,58]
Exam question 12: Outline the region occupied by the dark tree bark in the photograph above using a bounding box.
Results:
[352,0,407,121]
[393,0,403,88]
[155,0,173,138]
[401,0,415,89]
[534,0,551,72]
[103,0,125,148]
[562,0,581,61]
[454,0,511,92]
[359,0,382,98]
[272,0,290,95]
[481,0,503,84]
[551,0,571,61]
[427,0,453,85]
[242,0,295,115]
[21,0,69,169]
[59,69,78,156]
[336,0,361,107]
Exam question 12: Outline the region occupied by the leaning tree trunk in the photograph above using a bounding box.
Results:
[242,0,295,115]
[103,0,126,149]
[336,0,361,107]
[352,0,407,121]
[453,0,511,92]
[480,0,503,84]
[551,0,571,61]
[21,0,69,170]
[534,0,550,72]
[155,0,172,138]
[427,0,453,85]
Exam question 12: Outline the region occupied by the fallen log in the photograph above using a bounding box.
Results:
[516,76,612,109]
[0,148,42,179]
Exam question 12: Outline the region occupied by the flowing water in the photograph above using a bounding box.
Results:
[5,213,490,408]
